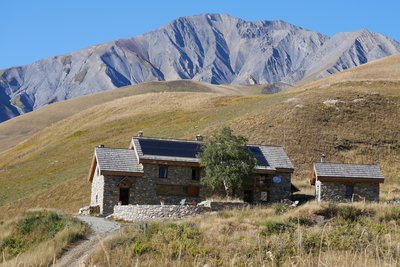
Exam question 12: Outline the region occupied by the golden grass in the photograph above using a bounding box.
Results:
[85,203,400,266]
[0,79,398,219]
[0,210,90,266]
[296,54,400,90]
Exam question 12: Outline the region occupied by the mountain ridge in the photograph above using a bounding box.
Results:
[0,13,399,122]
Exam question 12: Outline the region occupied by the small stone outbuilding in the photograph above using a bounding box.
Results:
[88,134,295,215]
[311,162,384,202]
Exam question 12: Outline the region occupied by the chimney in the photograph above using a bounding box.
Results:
[98,144,105,148]
[196,135,204,141]
[320,154,326,163]
[137,131,144,137]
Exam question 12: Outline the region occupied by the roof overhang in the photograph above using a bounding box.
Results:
[88,152,97,182]
[139,158,201,167]
[100,170,144,177]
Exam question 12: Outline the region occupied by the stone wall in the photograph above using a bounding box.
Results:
[319,181,380,202]
[95,163,293,215]
[251,173,292,203]
[90,174,104,213]
[113,205,210,222]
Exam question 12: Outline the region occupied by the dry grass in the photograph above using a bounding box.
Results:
[85,203,400,266]
[296,54,400,90]
[0,209,90,266]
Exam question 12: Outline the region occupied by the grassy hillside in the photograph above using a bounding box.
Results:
[296,54,400,89]
[0,209,89,266]
[0,76,398,219]
[85,202,400,266]
[0,80,229,153]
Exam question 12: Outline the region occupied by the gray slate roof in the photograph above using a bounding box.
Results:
[96,147,143,173]
[259,146,294,169]
[132,137,294,170]
[314,163,384,180]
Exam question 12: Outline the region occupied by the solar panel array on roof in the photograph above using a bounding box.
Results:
[247,146,269,166]
[139,139,202,158]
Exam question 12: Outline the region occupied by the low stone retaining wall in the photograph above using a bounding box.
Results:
[198,200,249,211]
[113,205,210,222]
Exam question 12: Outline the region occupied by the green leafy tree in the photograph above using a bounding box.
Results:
[198,126,256,198]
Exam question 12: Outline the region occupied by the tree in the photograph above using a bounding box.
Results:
[198,126,256,198]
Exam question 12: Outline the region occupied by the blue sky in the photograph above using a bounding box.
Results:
[1,0,399,69]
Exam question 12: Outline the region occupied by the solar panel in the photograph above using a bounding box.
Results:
[139,139,202,158]
[247,146,269,166]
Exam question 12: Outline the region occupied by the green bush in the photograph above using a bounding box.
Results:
[317,203,370,222]
[0,210,88,259]
[131,239,151,255]
[287,216,313,226]
[263,220,293,235]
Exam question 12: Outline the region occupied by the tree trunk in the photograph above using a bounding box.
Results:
[223,180,233,198]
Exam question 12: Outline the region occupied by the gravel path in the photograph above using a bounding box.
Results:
[54,216,121,267]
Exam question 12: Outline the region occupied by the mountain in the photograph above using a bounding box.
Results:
[0,13,399,122]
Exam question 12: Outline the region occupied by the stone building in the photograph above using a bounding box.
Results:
[88,134,295,215]
[311,162,384,202]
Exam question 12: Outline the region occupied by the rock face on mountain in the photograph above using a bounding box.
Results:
[1,13,399,122]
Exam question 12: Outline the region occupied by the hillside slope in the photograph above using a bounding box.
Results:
[0,79,398,219]
[297,54,400,88]
[0,80,249,153]
[0,13,399,122]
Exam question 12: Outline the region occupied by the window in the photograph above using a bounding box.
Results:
[345,185,354,197]
[95,194,98,203]
[159,166,168,178]
[191,168,200,180]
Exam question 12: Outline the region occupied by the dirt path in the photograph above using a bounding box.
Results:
[54,216,120,267]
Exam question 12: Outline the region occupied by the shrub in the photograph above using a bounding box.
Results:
[317,203,370,222]
[262,220,293,235]
[287,216,313,226]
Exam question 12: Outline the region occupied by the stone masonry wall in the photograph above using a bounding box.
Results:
[90,174,104,213]
[252,173,292,203]
[320,182,380,202]
[140,164,203,204]
[269,173,292,202]
[113,205,210,222]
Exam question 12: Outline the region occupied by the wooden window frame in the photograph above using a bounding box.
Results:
[159,165,168,179]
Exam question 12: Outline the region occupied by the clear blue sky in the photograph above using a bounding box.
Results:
[1,0,399,69]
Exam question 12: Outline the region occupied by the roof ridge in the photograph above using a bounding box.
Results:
[132,136,202,143]
[314,162,380,166]
[96,147,133,150]
[133,136,284,148]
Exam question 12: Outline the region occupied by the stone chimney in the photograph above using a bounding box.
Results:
[137,131,144,137]
[98,144,105,148]
[320,154,326,163]
[196,135,204,141]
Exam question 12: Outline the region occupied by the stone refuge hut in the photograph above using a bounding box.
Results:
[311,162,384,202]
[88,134,295,215]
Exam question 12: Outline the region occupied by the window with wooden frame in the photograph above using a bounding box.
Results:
[159,166,168,179]
[191,168,200,180]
